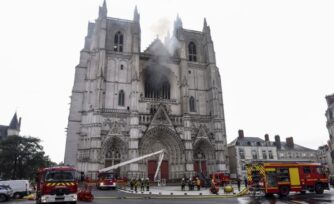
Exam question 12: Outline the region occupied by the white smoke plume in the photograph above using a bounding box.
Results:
[150,17,171,40]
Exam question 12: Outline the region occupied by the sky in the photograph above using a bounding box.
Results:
[0,0,333,163]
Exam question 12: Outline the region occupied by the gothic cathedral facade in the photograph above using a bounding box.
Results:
[64,1,228,180]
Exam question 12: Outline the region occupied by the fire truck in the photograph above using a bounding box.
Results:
[35,166,78,204]
[210,172,231,186]
[96,172,117,190]
[246,162,329,196]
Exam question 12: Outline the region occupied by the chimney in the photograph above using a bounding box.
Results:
[286,137,294,148]
[238,129,244,139]
[264,134,269,142]
[274,135,281,149]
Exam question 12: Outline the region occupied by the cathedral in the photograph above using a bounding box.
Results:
[64,1,228,180]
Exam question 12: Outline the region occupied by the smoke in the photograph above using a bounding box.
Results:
[166,35,180,56]
[150,17,171,40]
[143,16,183,96]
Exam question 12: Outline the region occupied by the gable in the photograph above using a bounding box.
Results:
[148,104,173,130]
[144,38,170,56]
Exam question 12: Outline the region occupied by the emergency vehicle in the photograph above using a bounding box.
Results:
[96,172,117,190]
[246,162,329,196]
[210,172,231,186]
[35,166,78,204]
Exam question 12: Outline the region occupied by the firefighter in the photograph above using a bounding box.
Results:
[196,177,201,191]
[140,178,145,192]
[130,178,134,190]
[237,178,241,191]
[134,178,138,193]
[188,178,193,191]
[145,178,150,191]
[210,178,218,194]
[181,178,186,191]
[244,176,248,188]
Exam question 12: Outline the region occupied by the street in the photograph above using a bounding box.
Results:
[5,187,334,204]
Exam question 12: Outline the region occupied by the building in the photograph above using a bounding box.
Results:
[228,130,278,179]
[228,130,317,179]
[64,1,228,180]
[274,135,317,162]
[0,113,21,139]
[325,94,334,164]
[316,144,334,175]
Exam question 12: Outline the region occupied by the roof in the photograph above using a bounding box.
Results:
[9,113,20,130]
[228,135,315,151]
[228,136,269,146]
[144,38,170,56]
[279,142,315,152]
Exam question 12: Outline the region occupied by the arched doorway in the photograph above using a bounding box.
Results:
[193,138,215,177]
[101,136,127,177]
[139,126,185,180]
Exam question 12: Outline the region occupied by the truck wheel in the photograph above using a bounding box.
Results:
[0,194,7,202]
[279,186,290,196]
[315,183,324,194]
[300,190,306,194]
[265,193,273,197]
[13,193,22,199]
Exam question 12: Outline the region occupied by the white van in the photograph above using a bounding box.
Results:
[0,180,31,199]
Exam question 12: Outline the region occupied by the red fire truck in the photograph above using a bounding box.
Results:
[210,172,231,186]
[247,162,329,196]
[35,166,78,204]
[96,172,117,190]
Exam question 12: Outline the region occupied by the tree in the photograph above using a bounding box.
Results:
[0,135,56,180]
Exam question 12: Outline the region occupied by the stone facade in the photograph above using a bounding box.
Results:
[325,94,334,164]
[316,144,334,175]
[64,1,228,180]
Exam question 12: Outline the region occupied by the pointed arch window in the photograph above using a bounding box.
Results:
[118,90,125,106]
[189,96,196,112]
[188,42,197,62]
[114,31,124,52]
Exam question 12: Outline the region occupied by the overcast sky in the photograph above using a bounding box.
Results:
[0,0,333,163]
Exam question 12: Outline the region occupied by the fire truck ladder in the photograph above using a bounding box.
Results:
[98,149,165,181]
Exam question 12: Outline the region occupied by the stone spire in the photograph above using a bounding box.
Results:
[99,0,107,18]
[203,18,211,34]
[133,5,140,22]
[174,14,183,30]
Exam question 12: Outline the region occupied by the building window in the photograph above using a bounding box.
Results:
[188,42,197,62]
[239,148,245,159]
[269,150,273,159]
[241,162,246,170]
[120,64,124,70]
[189,96,196,112]
[118,90,125,106]
[144,74,170,99]
[114,31,123,52]
[262,150,267,159]
[252,150,258,160]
